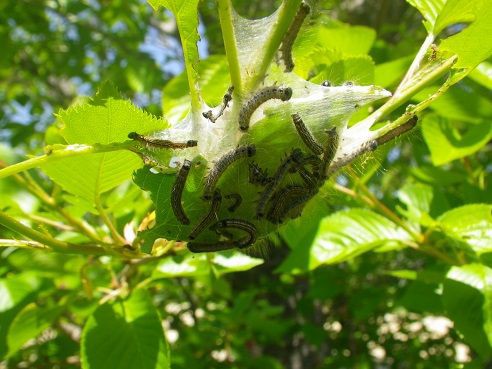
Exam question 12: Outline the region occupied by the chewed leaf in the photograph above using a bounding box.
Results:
[148,0,201,109]
[42,98,167,203]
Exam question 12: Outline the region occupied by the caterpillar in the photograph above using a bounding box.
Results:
[211,219,257,248]
[297,166,319,189]
[187,239,237,253]
[225,193,242,212]
[291,113,324,156]
[248,162,271,186]
[279,2,311,72]
[202,86,234,123]
[238,86,292,131]
[128,132,197,150]
[257,148,303,218]
[203,145,256,200]
[321,128,340,176]
[267,185,312,223]
[171,160,192,225]
[189,190,222,240]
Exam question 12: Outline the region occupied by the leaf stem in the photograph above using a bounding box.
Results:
[397,33,435,90]
[0,141,133,180]
[0,239,48,249]
[0,212,106,255]
[95,195,127,246]
[218,0,243,96]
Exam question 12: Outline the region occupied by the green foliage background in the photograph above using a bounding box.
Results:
[0,0,491,368]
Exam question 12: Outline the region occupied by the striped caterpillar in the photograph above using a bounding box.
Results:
[187,239,237,253]
[267,185,312,224]
[171,160,192,225]
[128,132,197,150]
[291,113,324,156]
[203,145,256,200]
[256,148,303,218]
[248,162,271,186]
[211,218,257,248]
[279,2,311,72]
[189,190,222,240]
[321,128,340,176]
[225,193,242,212]
[238,86,292,131]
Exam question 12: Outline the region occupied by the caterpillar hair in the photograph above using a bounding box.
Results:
[187,239,237,253]
[238,86,293,131]
[257,148,303,218]
[189,190,222,240]
[321,128,340,176]
[267,185,311,223]
[279,2,311,72]
[171,160,192,225]
[203,145,256,200]
[128,132,197,150]
[212,219,257,248]
[291,113,324,156]
[202,86,234,123]
[225,193,242,212]
[248,162,271,186]
[376,115,418,147]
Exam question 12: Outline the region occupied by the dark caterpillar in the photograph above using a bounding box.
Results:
[203,145,256,200]
[279,2,311,72]
[321,128,340,176]
[211,218,257,248]
[171,160,192,225]
[257,148,303,218]
[225,193,242,212]
[238,86,292,131]
[291,113,324,156]
[267,185,312,224]
[248,162,271,186]
[187,239,237,253]
[189,190,222,240]
[128,132,197,150]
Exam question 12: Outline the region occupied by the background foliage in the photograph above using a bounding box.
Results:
[0,0,491,368]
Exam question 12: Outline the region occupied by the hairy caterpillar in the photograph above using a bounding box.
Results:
[225,193,242,212]
[128,132,197,150]
[189,190,222,240]
[211,218,257,248]
[321,128,340,176]
[257,148,303,218]
[238,86,292,131]
[267,185,312,223]
[187,239,237,253]
[279,2,311,72]
[291,113,324,156]
[248,162,271,186]
[202,86,234,123]
[203,145,256,200]
[171,160,192,225]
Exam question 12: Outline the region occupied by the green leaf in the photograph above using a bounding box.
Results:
[421,114,492,166]
[148,0,201,109]
[310,56,375,86]
[440,0,492,73]
[162,55,230,125]
[438,204,492,255]
[152,251,263,279]
[41,98,167,203]
[397,182,434,226]
[7,303,62,357]
[444,264,492,358]
[375,56,413,88]
[469,61,492,89]
[406,0,482,34]
[81,289,169,369]
[308,209,412,269]
[0,273,42,358]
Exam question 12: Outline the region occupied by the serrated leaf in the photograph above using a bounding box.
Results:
[7,303,62,357]
[41,99,167,203]
[438,204,492,255]
[148,0,201,109]
[308,209,412,269]
[444,264,492,357]
[81,289,169,369]
[421,114,492,166]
